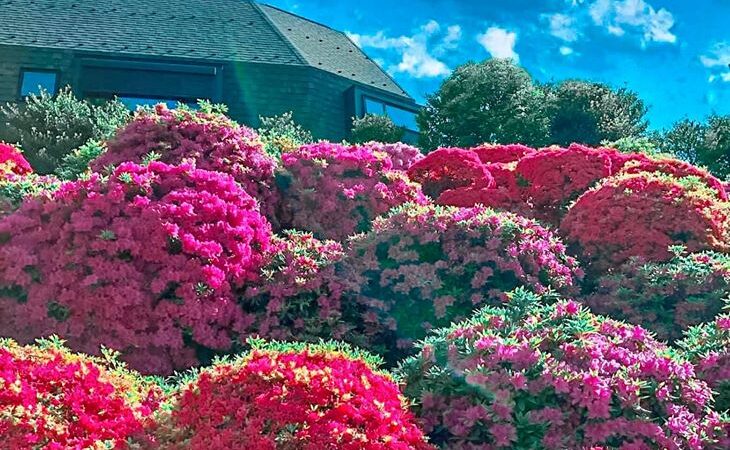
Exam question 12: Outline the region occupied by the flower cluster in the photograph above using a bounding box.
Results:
[362,142,424,171]
[90,104,278,219]
[0,142,32,180]
[341,203,582,362]
[239,230,355,343]
[276,142,425,241]
[146,341,434,450]
[561,172,730,272]
[0,337,159,449]
[398,289,726,449]
[0,161,272,374]
[584,249,730,341]
[679,314,730,412]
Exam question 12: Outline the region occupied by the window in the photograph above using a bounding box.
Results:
[19,70,58,96]
[363,96,418,131]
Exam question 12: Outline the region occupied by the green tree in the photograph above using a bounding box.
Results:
[662,115,730,178]
[350,113,404,144]
[417,59,552,150]
[547,80,648,146]
[0,87,130,174]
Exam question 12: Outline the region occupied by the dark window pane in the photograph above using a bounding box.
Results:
[20,71,57,96]
[385,105,418,131]
[364,97,385,115]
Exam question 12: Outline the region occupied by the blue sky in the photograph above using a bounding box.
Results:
[265,0,730,130]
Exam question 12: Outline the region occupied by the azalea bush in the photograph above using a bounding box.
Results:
[145,341,433,450]
[515,144,622,224]
[0,161,272,374]
[90,103,278,218]
[342,203,582,361]
[471,143,536,164]
[398,289,726,449]
[0,336,159,449]
[276,142,425,241]
[584,249,730,341]
[679,314,730,411]
[239,230,357,344]
[561,172,730,273]
[407,147,493,200]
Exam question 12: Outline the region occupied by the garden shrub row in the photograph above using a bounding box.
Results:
[1,105,730,448]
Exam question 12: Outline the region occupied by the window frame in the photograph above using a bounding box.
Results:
[18,68,60,98]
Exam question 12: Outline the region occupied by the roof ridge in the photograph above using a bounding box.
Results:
[250,1,308,65]
[258,2,340,34]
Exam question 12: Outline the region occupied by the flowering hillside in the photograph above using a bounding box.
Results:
[1,105,729,449]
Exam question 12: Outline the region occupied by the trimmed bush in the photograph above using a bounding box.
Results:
[276,142,425,241]
[398,289,726,449]
[351,113,405,144]
[146,341,434,450]
[584,249,730,341]
[342,203,582,361]
[515,144,622,224]
[561,172,730,273]
[407,147,493,200]
[0,87,129,174]
[0,336,159,449]
[0,162,272,374]
[91,103,278,219]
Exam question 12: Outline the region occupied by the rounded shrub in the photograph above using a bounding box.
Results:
[342,203,582,361]
[0,336,159,449]
[350,113,405,144]
[515,144,622,224]
[398,289,726,449]
[584,249,730,341]
[146,341,434,450]
[90,104,278,218]
[0,161,272,374]
[407,147,493,200]
[239,230,358,343]
[560,172,730,273]
[0,142,32,179]
[276,142,425,241]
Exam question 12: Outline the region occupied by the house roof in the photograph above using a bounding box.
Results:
[0,0,410,98]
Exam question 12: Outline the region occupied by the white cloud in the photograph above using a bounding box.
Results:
[700,42,730,83]
[347,21,460,78]
[477,26,519,62]
[560,46,574,55]
[588,0,676,44]
[545,13,579,42]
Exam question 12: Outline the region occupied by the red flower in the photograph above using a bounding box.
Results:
[0,142,32,179]
[407,148,494,200]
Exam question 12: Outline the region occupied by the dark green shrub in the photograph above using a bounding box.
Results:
[0,87,130,174]
[55,140,106,180]
[350,113,404,144]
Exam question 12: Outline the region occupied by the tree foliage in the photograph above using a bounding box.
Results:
[350,113,404,144]
[662,115,730,178]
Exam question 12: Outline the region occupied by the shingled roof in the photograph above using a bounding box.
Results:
[0,0,410,97]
